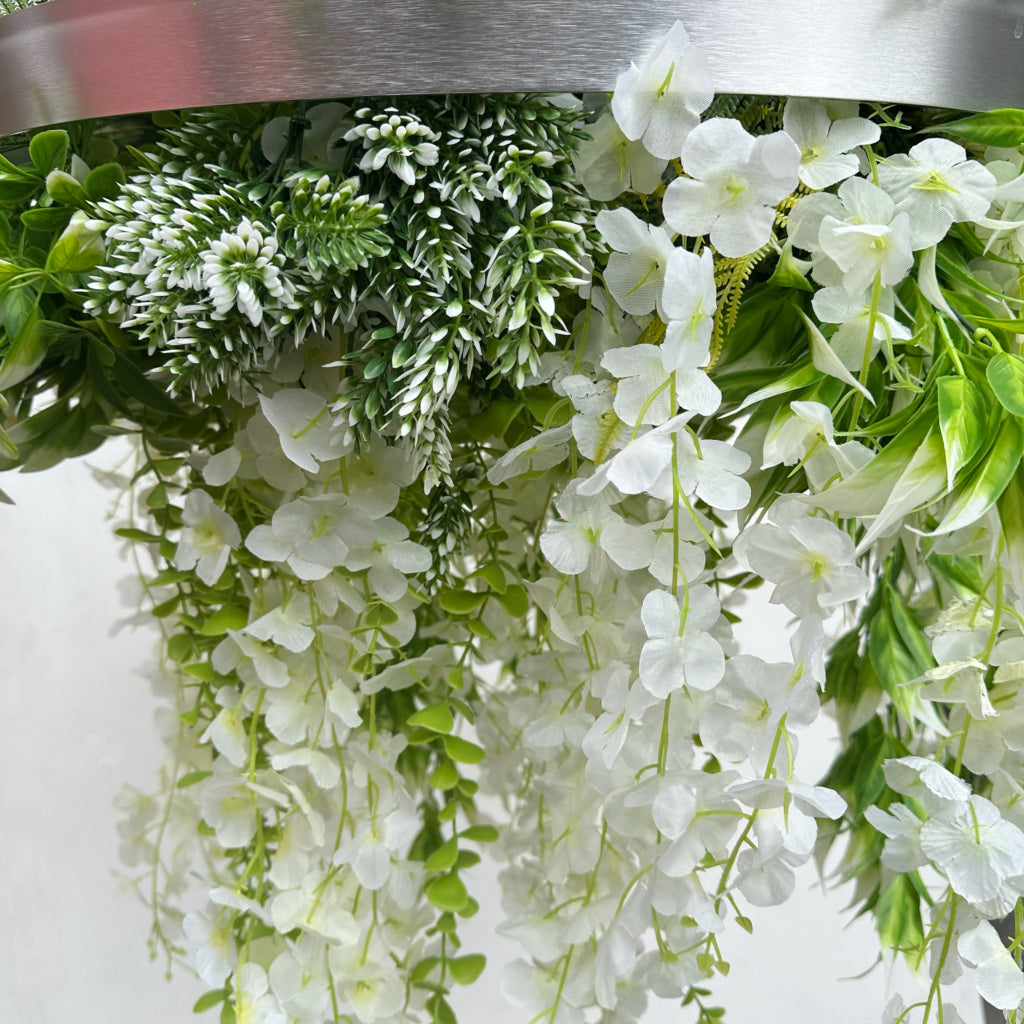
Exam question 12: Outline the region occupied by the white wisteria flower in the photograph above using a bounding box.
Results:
[660,246,718,378]
[958,921,1024,1011]
[782,97,880,191]
[663,118,801,257]
[811,284,912,370]
[174,488,242,586]
[260,389,347,473]
[788,176,914,293]
[733,513,869,617]
[596,208,676,317]
[638,586,725,697]
[575,111,669,201]
[611,20,714,161]
[877,138,997,249]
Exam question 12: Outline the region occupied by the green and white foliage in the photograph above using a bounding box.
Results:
[6,18,1024,1024]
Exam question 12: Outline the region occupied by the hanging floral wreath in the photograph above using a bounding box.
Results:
[3,18,1024,1024]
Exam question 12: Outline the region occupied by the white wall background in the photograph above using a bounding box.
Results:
[0,446,984,1024]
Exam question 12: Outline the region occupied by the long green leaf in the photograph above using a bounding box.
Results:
[936,375,985,489]
[934,416,1024,534]
[986,351,1024,416]
[922,108,1024,148]
[0,301,43,390]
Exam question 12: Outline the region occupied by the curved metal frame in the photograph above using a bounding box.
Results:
[1,0,1024,136]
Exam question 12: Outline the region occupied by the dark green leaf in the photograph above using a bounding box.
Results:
[107,347,187,417]
[84,162,127,202]
[0,301,44,390]
[20,206,73,232]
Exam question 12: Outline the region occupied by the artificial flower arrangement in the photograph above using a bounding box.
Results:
[3,16,1024,1024]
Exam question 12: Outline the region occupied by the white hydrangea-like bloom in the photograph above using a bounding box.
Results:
[782,97,880,191]
[611,20,714,161]
[638,586,725,696]
[663,118,801,257]
[201,217,295,325]
[595,208,676,317]
[174,488,241,586]
[575,111,668,200]
[877,138,997,249]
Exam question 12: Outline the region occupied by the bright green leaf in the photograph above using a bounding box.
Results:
[936,375,985,489]
[424,838,459,872]
[45,169,88,206]
[876,872,924,953]
[0,302,44,390]
[408,703,454,734]
[424,873,469,912]
[448,954,486,985]
[460,824,499,843]
[987,351,1024,417]
[429,760,459,790]
[192,988,228,1013]
[198,606,248,636]
[444,735,485,764]
[177,770,213,789]
[923,108,1024,148]
[934,417,1024,535]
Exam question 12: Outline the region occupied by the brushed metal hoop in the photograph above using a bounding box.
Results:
[1,0,1024,137]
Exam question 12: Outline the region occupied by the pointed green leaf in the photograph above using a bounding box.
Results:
[408,703,454,734]
[875,873,924,953]
[0,302,43,390]
[45,169,88,207]
[922,108,1024,148]
[448,954,486,985]
[29,130,69,175]
[177,770,213,789]
[45,220,104,274]
[460,824,499,843]
[192,988,228,1013]
[934,417,1024,534]
[937,375,986,489]
[987,351,1024,417]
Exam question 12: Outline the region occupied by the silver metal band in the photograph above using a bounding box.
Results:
[1,0,1023,137]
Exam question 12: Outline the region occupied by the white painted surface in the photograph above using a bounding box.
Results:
[0,449,983,1023]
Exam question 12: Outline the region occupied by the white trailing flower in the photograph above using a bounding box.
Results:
[596,208,676,318]
[782,98,880,191]
[174,488,241,586]
[663,118,801,258]
[877,138,997,249]
[638,586,725,697]
[575,111,669,200]
[660,246,717,375]
[610,20,714,160]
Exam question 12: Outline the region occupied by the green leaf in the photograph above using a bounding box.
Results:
[219,1000,237,1024]
[45,169,88,207]
[0,301,44,390]
[424,838,459,872]
[448,954,486,985]
[177,770,213,789]
[192,988,228,1013]
[868,609,923,725]
[198,606,248,636]
[20,206,73,232]
[875,872,924,953]
[45,220,104,274]
[987,351,1024,417]
[84,162,127,202]
[408,703,455,734]
[474,561,507,594]
[29,130,69,175]
[429,760,459,790]
[922,108,1024,148]
[460,824,499,843]
[438,588,487,615]
[495,584,529,617]
[167,631,193,662]
[937,375,985,489]
[424,873,469,912]
[444,735,486,764]
[106,346,187,417]
[885,585,935,674]
[115,527,162,543]
[934,417,1024,535]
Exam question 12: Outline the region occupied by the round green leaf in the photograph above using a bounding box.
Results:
[444,735,485,764]
[424,872,469,912]
[448,954,486,985]
[407,703,454,734]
